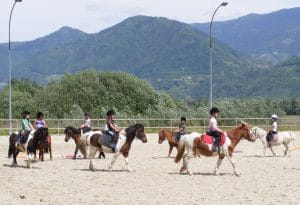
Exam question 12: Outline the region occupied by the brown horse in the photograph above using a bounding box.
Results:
[88,124,147,172]
[174,122,256,176]
[8,128,49,168]
[158,129,178,157]
[64,126,105,159]
[33,135,53,161]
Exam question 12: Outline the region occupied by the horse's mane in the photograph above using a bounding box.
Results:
[28,127,48,153]
[64,126,81,135]
[125,124,144,142]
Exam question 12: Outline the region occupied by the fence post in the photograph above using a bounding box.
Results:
[57,119,60,135]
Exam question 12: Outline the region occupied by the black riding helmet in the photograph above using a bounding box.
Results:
[210,107,220,115]
[22,111,30,118]
[180,117,186,121]
[36,111,44,119]
[84,112,90,117]
[106,109,116,116]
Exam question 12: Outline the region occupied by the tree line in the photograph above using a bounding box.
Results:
[0,71,299,120]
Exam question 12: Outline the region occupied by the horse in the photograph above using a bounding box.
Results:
[64,126,105,159]
[33,135,53,161]
[87,124,147,172]
[174,122,256,176]
[251,127,296,157]
[158,129,179,157]
[8,127,49,168]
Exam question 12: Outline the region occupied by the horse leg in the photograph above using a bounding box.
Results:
[269,145,276,156]
[168,145,174,157]
[49,143,53,161]
[39,148,44,162]
[73,145,79,160]
[122,153,131,172]
[26,153,32,168]
[108,153,120,171]
[89,146,98,171]
[226,155,240,176]
[183,153,193,175]
[283,143,289,156]
[263,144,267,157]
[12,149,18,166]
[213,156,224,176]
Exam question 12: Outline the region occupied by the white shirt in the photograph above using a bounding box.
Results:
[272,121,277,132]
[208,117,217,132]
[84,118,91,127]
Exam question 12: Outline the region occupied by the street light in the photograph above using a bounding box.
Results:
[209,2,228,109]
[8,0,22,135]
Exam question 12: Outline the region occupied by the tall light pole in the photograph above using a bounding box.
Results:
[209,2,228,109]
[8,0,22,135]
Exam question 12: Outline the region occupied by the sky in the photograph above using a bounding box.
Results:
[1,0,300,43]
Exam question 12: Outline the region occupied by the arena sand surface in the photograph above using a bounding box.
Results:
[0,132,300,205]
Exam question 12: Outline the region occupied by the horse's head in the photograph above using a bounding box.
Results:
[158,130,166,144]
[251,127,266,139]
[34,127,49,141]
[64,126,77,142]
[134,124,147,143]
[238,121,256,142]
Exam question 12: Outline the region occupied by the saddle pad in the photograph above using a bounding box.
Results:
[98,133,112,148]
[272,134,279,142]
[200,133,226,146]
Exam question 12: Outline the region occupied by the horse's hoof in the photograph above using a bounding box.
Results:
[11,162,17,167]
[234,172,241,177]
[214,171,219,176]
[108,167,112,172]
[188,171,193,176]
[89,166,96,172]
[179,166,186,174]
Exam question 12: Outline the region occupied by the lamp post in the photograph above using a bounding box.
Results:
[209,2,228,109]
[8,0,22,135]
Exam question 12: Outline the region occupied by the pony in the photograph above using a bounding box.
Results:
[251,127,296,157]
[158,129,178,157]
[33,135,53,161]
[87,124,147,172]
[8,127,49,168]
[174,122,256,176]
[64,126,105,159]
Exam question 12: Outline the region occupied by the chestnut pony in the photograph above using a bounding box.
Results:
[87,124,147,172]
[64,126,105,159]
[158,129,178,157]
[175,122,256,176]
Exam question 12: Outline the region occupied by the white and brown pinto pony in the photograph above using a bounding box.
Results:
[174,122,256,176]
[87,124,147,172]
[251,127,296,157]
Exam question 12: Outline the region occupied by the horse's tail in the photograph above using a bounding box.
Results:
[8,133,17,158]
[174,139,185,163]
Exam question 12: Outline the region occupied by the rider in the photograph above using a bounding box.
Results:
[16,111,34,148]
[176,117,186,142]
[208,107,224,152]
[80,112,92,133]
[104,109,121,152]
[266,114,278,146]
[33,111,47,129]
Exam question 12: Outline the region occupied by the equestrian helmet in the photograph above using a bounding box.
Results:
[107,109,116,116]
[271,114,278,119]
[210,107,220,115]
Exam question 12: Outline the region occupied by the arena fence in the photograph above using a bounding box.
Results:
[0,117,299,135]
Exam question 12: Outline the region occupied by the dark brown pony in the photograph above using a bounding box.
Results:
[175,122,256,176]
[8,127,49,168]
[33,135,53,161]
[158,129,178,157]
[88,124,147,172]
[64,126,105,159]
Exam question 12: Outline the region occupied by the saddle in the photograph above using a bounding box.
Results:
[200,133,226,146]
[98,132,119,149]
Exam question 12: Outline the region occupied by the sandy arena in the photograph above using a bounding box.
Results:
[0,133,300,205]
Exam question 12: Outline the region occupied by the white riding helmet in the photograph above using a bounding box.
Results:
[271,114,278,119]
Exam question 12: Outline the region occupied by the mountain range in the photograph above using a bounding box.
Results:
[0,8,299,99]
[192,7,300,64]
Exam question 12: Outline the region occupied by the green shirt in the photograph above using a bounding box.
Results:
[21,118,31,132]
